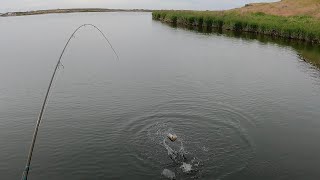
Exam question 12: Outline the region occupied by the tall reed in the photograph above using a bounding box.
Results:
[152,10,320,43]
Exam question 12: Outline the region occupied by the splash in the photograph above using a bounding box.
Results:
[123,100,256,179]
[162,132,202,179]
[162,169,176,180]
[163,138,186,163]
[180,162,192,173]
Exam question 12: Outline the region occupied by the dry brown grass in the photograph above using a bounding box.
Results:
[234,0,320,18]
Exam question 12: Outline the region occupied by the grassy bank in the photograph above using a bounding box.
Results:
[152,9,320,43]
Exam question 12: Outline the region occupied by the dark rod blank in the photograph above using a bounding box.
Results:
[21,24,119,180]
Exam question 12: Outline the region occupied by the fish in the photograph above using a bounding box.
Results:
[167,133,177,142]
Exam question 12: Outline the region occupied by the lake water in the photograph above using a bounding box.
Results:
[1,12,320,180]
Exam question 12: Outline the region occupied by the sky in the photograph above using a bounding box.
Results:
[0,0,279,13]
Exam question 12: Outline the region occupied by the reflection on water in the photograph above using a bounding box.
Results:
[1,13,320,180]
[167,23,320,69]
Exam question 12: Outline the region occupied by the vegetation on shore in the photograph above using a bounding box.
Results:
[152,0,320,43]
[0,8,151,17]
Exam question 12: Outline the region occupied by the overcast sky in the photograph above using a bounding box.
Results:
[1,0,278,13]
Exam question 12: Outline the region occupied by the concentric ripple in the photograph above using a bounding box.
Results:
[119,99,256,179]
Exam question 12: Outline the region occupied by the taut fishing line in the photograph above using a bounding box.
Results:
[21,24,119,180]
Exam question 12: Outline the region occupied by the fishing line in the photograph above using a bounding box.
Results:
[21,24,119,180]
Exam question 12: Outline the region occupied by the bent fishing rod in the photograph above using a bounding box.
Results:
[21,24,119,180]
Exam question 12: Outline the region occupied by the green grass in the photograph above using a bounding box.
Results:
[152,10,320,43]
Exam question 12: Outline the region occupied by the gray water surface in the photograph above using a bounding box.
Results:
[1,12,320,180]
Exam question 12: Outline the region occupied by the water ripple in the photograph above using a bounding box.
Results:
[119,99,256,179]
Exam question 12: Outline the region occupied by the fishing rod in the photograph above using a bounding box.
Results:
[21,24,119,180]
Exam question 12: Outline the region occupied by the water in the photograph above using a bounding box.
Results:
[1,12,320,180]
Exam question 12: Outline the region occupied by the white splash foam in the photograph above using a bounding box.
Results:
[180,162,192,173]
[162,169,176,180]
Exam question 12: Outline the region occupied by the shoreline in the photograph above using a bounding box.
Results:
[152,10,320,44]
[0,8,152,17]
[151,0,320,44]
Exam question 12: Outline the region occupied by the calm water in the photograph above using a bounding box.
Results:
[1,12,320,180]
